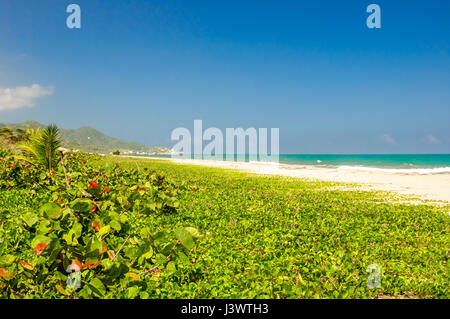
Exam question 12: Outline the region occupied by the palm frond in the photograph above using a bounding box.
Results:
[15,124,62,173]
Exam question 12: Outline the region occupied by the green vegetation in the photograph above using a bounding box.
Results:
[1,145,449,298]
[0,151,199,298]
[14,124,61,173]
[0,121,169,154]
[0,126,40,153]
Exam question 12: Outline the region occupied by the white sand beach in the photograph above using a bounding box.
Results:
[123,155,450,203]
[165,158,450,203]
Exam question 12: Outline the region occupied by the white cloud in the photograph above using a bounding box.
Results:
[426,135,440,144]
[381,133,396,144]
[0,84,54,111]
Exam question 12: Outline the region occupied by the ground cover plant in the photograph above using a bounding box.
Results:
[1,152,449,298]
[0,152,200,298]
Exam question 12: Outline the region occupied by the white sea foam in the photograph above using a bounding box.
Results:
[337,165,450,174]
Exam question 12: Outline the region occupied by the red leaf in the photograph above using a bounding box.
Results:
[81,261,93,269]
[89,181,99,189]
[34,243,48,256]
[92,221,100,232]
[19,261,34,271]
[81,260,101,269]
[0,268,9,278]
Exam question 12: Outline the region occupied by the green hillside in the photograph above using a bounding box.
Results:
[0,121,169,154]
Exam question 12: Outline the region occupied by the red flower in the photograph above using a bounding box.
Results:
[11,163,15,169]
[89,181,99,189]
[102,186,110,193]
[90,205,97,213]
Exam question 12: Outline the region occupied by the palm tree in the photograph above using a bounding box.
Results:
[15,124,62,173]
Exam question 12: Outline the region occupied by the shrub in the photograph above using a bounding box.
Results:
[0,152,200,298]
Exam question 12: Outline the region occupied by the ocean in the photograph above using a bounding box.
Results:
[131,154,450,174]
[277,154,450,173]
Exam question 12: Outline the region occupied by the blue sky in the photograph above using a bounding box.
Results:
[0,0,449,153]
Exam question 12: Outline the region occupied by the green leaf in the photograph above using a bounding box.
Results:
[174,228,195,250]
[70,198,92,213]
[88,278,106,297]
[53,271,67,281]
[88,238,103,252]
[62,223,82,245]
[124,286,140,299]
[78,285,92,299]
[55,284,70,296]
[31,234,51,249]
[141,246,154,260]
[184,227,201,238]
[37,220,52,234]
[119,214,128,223]
[23,212,39,227]
[40,202,62,219]
[0,255,16,267]
[46,239,63,263]
[110,220,121,231]
[166,261,176,274]
[98,225,111,236]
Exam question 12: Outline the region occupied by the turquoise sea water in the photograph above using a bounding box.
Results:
[131,154,450,173]
[278,154,450,169]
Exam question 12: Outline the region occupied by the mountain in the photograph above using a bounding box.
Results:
[59,126,152,154]
[0,121,170,154]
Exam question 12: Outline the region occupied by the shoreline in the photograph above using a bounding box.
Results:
[122,155,450,203]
